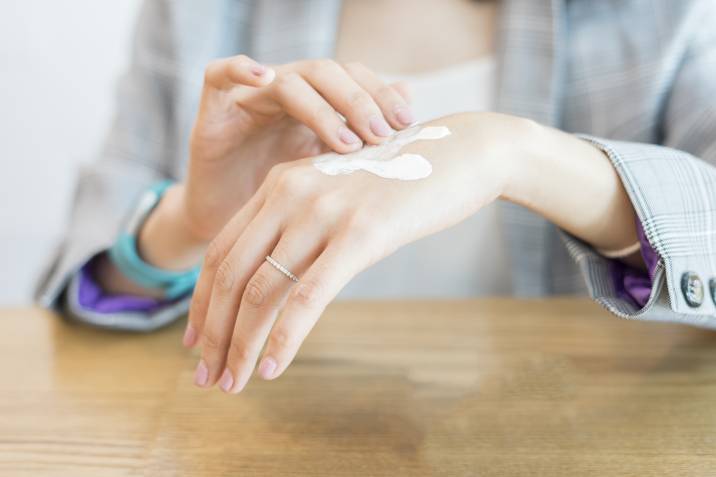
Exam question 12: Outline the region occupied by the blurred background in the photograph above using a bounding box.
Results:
[0,1,141,304]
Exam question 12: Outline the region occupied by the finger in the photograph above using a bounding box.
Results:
[203,54,276,91]
[344,62,416,128]
[389,81,413,104]
[256,235,367,381]
[218,224,326,394]
[184,164,285,348]
[298,59,397,144]
[194,205,283,388]
[184,196,264,348]
[271,72,364,154]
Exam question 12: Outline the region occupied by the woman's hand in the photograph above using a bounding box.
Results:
[185,112,530,393]
[134,56,414,272]
[184,55,414,242]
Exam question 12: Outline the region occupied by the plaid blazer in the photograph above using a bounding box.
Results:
[37,0,716,331]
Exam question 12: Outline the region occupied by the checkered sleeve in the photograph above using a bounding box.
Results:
[561,7,716,327]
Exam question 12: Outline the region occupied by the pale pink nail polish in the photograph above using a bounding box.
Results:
[338,126,361,145]
[251,64,267,76]
[258,356,277,380]
[394,106,415,126]
[218,369,234,393]
[369,115,393,137]
[194,360,209,387]
[182,324,197,348]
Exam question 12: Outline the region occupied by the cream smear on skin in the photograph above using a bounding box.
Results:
[312,125,451,180]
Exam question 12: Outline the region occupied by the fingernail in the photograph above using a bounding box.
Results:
[394,106,415,126]
[258,356,277,380]
[194,360,209,387]
[182,324,197,348]
[251,64,267,76]
[338,126,361,145]
[369,115,393,137]
[218,369,234,393]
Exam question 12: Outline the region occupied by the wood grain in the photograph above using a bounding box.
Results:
[2,299,716,476]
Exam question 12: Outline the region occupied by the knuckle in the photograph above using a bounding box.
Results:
[311,58,339,74]
[376,84,399,102]
[274,71,301,96]
[204,239,225,270]
[308,103,339,129]
[202,329,225,352]
[214,259,236,293]
[243,272,272,307]
[343,61,365,74]
[266,162,287,184]
[233,54,250,65]
[347,90,373,111]
[274,168,307,196]
[345,209,376,235]
[268,327,294,351]
[203,59,224,84]
[228,338,253,363]
[310,193,341,218]
[291,279,323,308]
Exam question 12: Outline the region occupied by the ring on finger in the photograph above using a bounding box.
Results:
[265,255,299,282]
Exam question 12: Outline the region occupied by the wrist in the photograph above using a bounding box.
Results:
[490,115,544,203]
[498,120,641,254]
[137,184,209,270]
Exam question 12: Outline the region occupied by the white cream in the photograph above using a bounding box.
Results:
[312,125,451,181]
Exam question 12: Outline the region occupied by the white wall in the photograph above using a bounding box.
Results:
[0,1,142,304]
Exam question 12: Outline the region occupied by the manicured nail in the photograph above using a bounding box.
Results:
[394,106,415,126]
[218,369,234,393]
[182,324,197,348]
[258,356,277,380]
[194,360,209,387]
[369,115,393,137]
[251,64,267,76]
[338,126,361,145]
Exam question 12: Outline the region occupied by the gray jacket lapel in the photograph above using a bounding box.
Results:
[495,0,563,126]
[249,0,343,63]
[495,0,567,296]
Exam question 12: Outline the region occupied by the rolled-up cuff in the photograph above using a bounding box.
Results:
[77,254,166,313]
[609,218,660,308]
[62,253,190,332]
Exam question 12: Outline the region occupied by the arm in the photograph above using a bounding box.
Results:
[90,56,415,304]
[528,1,716,320]
[35,0,184,330]
[502,123,647,271]
[185,83,716,393]
[41,0,417,333]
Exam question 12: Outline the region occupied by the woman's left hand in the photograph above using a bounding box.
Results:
[183,111,535,393]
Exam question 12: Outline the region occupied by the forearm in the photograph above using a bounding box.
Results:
[502,122,645,269]
[94,184,209,297]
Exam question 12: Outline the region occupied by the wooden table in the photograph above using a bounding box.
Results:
[2,299,716,476]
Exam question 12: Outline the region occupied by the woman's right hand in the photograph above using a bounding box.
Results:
[134,55,414,272]
[183,55,414,242]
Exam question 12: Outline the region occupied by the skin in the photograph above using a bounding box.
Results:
[96,0,496,295]
[94,57,414,296]
[93,0,645,392]
[187,112,642,393]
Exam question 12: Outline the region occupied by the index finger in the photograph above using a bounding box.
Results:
[203,54,276,91]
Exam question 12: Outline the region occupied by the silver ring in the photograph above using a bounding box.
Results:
[265,255,299,282]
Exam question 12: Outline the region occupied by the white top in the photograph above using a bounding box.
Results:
[338,56,512,298]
